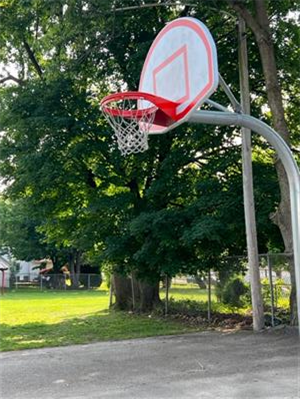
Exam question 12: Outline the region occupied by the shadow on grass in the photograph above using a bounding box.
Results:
[0,309,194,352]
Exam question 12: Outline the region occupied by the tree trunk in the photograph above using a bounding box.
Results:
[139,279,161,312]
[112,273,133,310]
[75,250,81,288]
[287,254,297,325]
[51,255,60,272]
[228,0,297,325]
[112,273,160,311]
[69,250,80,289]
[269,161,296,323]
[131,272,141,308]
[255,32,296,325]
[194,274,207,289]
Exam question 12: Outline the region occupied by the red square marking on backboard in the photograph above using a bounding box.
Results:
[152,45,190,104]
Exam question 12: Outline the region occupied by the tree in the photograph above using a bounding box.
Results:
[226,0,300,323]
[0,0,295,312]
[0,197,67,270]
[0,77,109,286]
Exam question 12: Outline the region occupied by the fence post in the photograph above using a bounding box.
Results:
[130,272,135,311]
[165,275,169,316]
[109,276,113,308]
[267,254,275,327]
[274,285,278,308]
[207,269,212,322]
[1,271,4,295]
[88,274,91,290]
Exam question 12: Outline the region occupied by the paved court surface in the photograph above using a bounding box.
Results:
[0,327,299,399]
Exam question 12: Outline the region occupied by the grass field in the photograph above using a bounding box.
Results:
[1,284,287,352]
[163,284,217,302]
[0,286,210,352]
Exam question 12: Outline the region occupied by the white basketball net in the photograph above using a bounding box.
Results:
[102,97,157,156]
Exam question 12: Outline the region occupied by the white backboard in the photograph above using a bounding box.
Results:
[139,17,219,133]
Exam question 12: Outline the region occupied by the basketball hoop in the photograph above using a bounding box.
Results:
[100,91,178,156]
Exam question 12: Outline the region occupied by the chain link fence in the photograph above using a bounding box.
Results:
[7,273,102,291]
[3,253,293,324]
[224,253,291,325]
[159,253,292,325]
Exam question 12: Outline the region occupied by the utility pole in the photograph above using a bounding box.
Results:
[238,17,265,331]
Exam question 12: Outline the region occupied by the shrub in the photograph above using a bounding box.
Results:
[261,278,289,308]
[153,298,208,317]
[220,277,249,308]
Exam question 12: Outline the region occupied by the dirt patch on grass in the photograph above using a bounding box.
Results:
[167,311,253,330]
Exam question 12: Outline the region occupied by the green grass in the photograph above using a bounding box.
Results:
[2,284,266,352]
[0,289,198,352]
[165,284,246,314]
[166,284,217,302]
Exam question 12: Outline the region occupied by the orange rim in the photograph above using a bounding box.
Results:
[100,91,179,120]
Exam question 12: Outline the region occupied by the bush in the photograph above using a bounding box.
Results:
[153,298,206,317]
[79,274,102,289]
[219,277,249,308]
[261,278,289,308]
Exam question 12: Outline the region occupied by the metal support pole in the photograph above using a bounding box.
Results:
[267,254,275,327]
[238,16,264,331]
[189,110,300,333]
[88,274,91,290]
[205,99,230,112]
[218,74,242,113]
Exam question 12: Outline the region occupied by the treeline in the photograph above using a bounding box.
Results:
[0,1,299,311]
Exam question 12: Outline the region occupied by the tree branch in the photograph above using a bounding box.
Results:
[127,178,142,201]
[23,39,43,79]
[291,147,300,154]
[0,74,24,85]
[226,0,262,36]
[114,3,197,12]
[253,0,270,29]
[168,201,184,209]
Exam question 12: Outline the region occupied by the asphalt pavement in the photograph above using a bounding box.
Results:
[0,328,299,399]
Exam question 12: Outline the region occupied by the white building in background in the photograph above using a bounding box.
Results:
[0,255,50,287]
[17,260,40,281]
[0,255,10,288]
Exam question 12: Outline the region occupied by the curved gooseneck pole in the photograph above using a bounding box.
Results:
[189,110,300,332]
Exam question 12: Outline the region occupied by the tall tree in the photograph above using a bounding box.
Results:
[0,0,295,311]
[227,0,300,323]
